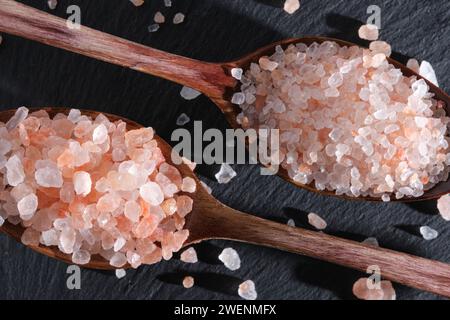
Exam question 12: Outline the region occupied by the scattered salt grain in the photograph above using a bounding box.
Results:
[362,237,379,247]
[129,0,144,6]
[437,194,450,221]
[231,68,243,80]
[180,86,201,100]
[47,0,57,10]
[154,12,165,24]
[287,219,295,227]
[215,163,237,184]
[183,276,194,288]
[148,24,160,33]
[358,24,379,41]
[180,247,198,263]
[164,0,172,7]
[231,92,245,105]
[283,0,300,14]
[307,213,327,230]
[176,113,190,126]
[173,13,185,25]
[419,60,439,87]
[353,278,396,300]
[419,226,438,240]
[218,247,241,271]
[115,268,126,279]
[238,280,257,300]
[381,194,390,202]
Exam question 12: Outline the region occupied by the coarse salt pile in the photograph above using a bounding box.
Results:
[234,40,450,200]
[0,108,194,268]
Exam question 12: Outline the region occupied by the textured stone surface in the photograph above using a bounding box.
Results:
[0,0,449,300]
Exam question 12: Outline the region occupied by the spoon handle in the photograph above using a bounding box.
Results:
[190,206,450,297]
[0,0,234,98]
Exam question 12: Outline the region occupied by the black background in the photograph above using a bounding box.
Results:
[0,0,449,300]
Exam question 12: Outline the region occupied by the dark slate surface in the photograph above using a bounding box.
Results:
[0,0,449,300]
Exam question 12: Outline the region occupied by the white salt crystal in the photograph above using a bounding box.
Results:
[17,193,38,220]
[115,269,126,279]
[114,237,126,252]
[215,163,237,184]
[231,68,243,80]
[218,247,241,271]
[287,219,295,227]
[419,60,439,87]
[381,194,390,202]
[47,0,57,10]
[283,0,300,14]
[173,13,185,24]
[231,92,245,105]
[176,113,190,126]
[180,86,201,100]
[67,109,81,123]
[139,182,164,206]
[406,58,420,73]
[72,250,91,265]
[6,106,28,130]
[307,212,327,230]
[164,0,172,7]
[35,167,63,188]
[358,24,379,41]
[154,11,165,24]
[73,171,92,196]
[148,24,160,33]
[5,155,25,186]
[41,229,59,246]
[328,72,343,87]
[124,200,141,222]
[180,247,198,263]
[110,252,127,267]
[238,280,257,300]
[92,123,108,144]
[419,226,438,240]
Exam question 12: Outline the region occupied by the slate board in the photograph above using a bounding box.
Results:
[0,0,449,300]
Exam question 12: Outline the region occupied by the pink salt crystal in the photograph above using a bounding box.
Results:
[129,0,144,6]
[110,252,127,267]
[182,276,194,288]
[283,0,300,14]
[358,24,379,41]
[41,229,59,246]
[72,250,91,265]
[17,193,38,220]
[369,41,392,57]
[352,278,396,300]
[437,194,450,221]
[35,166,63,188]
[5,155,25,186]
[21,228,40,246]
[180,247,198,263]
[307,212,327,230]
[114,237,126,252]
[140,182,164,206]
[59,228,76,254]
[96,192,121,213]
[73,171,92,197]
[406,58,420,73]
[154,11,165,24]
[47,0,57,10]
[259,57,278,71]
[181,177,196,193]
[176,195,193,217]
[6,106,28,130]
[124,200,141,222]
[238,280,257,300]
[371,53,386,68]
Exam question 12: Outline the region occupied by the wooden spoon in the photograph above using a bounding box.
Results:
[1,107,450,297]
[1,1,450,202]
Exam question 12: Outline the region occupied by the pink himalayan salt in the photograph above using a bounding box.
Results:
[238,280,257,300]
[369,41,391,57]
[283,0,300,14]
[181,177,196,193]
[129,0,144,6]
[154,12,165,24]
[437,194,450,221]
[183,276,194,288]
[307,213,327,230]
[358,24,379,41]
[0,108,193,268]
[407,58,420,73]
[180,247,198,263]
[235,41,450,199]
[352,278,396,300]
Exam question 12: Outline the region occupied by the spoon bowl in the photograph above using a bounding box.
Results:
[1,0,450,202]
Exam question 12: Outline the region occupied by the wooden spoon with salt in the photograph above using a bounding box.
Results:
[1,0,450,202]
[1,107,450,297]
